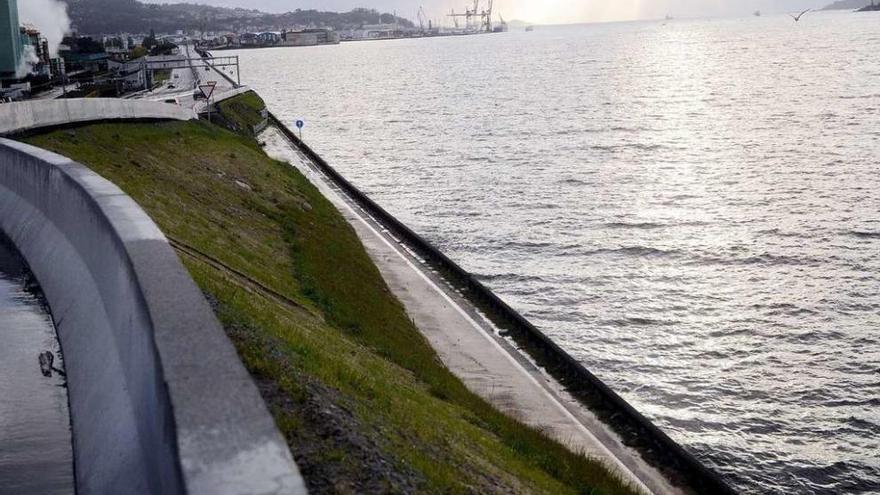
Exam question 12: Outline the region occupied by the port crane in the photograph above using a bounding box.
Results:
[448,9,460,29]
[448,0,494,32]
[417,6,433,33]
[447,1,476,31]
[480,0,494,32]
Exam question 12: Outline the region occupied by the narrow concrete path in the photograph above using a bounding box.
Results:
[261,127,682,495]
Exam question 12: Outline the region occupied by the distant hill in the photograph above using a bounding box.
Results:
[822,0,872,10]
[61,0,413,35]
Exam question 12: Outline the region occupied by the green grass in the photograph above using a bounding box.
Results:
[153,69,172,84]
[216,90,267,135]
[25,120,640,495]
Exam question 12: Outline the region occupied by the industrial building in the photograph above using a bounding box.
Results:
[0,0,22,79]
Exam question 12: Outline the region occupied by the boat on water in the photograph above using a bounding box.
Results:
[754,10,762,17]
[525,26,535,32]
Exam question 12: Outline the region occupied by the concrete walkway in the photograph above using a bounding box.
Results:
[260,127,684,495]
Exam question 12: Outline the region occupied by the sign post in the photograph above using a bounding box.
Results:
[199,83,216,122]
[295,119,305,141]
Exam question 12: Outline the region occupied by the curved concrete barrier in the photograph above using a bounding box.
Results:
[0,98,196,136]
[0,139,305,495]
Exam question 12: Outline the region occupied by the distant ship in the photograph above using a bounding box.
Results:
[525,26,535,32]
[754,10,762,16]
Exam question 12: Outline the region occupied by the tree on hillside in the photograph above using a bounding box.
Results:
[143,28,157,50]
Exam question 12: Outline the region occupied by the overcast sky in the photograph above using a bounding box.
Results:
[140,0,828,24]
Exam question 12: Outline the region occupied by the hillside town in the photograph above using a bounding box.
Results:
[1,0,511,102]
[0,20,391,101]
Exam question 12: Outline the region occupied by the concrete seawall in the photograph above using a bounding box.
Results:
[267,113,736,495]
[167,54,733,489]
[0,99,196,136]
[0,139,305,494]
[195,85,253,114]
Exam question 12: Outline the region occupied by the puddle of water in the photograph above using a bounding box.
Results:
[0,236,75,494]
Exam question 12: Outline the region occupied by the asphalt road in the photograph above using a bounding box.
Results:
[136,42,237,109]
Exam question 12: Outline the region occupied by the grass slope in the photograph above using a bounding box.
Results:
[25,115,638,495]
[215,90,267,135]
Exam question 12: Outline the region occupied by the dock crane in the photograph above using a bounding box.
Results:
[417,6,428,32]
[480,0,494,32]
[468,0,479,31]
[449,9,460,29]
[448,0,494,32]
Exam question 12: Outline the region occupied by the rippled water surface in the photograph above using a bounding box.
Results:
[0,238,74,494]
[233,12,880,493]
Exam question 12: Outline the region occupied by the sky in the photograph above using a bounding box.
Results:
[140,0,830,24]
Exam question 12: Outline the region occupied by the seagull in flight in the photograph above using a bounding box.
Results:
[789,9,811,22]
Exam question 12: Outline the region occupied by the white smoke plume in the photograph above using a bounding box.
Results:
[17,0,72,57]
[15,45,39,78]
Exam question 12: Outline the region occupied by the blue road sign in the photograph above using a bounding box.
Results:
[295,120,305,129]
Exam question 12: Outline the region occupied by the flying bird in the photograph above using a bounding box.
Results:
[789,9,811,22]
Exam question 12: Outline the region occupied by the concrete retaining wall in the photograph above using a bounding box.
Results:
[267,112,735,494]
[0,139,305,495]
[212,85,252,104]
[194,87,253,115]
[0,99,196,136]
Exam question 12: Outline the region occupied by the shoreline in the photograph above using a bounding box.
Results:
[262,111,736,495]
[36,48,734,490]
[23,116,647,494]
[205,30,504,51]
[259,125,669,495]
